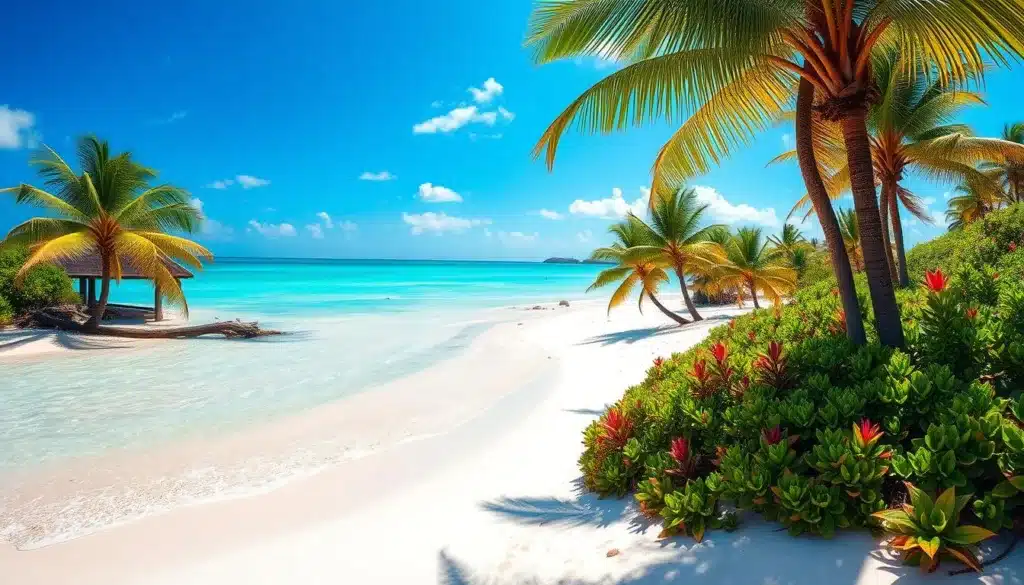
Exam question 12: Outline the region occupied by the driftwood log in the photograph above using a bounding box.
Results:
[23,307,281,339]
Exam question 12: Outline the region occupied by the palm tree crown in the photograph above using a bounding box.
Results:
[588,216,688,325]
[631,188,725,321]
[1,136,211,326]
[717,227,796,310]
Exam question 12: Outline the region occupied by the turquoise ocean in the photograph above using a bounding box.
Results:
[1,258,607,474]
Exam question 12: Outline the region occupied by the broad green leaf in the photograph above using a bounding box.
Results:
[945,525,997,545]
[934,487,956,520]
[919,536,940,559]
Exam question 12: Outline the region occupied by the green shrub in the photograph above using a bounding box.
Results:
[580,267,1024,572]
[0,295,12,327]
[906,203,1024,278]
[0,246,78,316]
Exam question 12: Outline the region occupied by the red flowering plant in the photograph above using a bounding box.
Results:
[924,269,949,293]
[597,407,633,453]
[665,437,698,479]
[918,268,982,378]
[753,341,791,389]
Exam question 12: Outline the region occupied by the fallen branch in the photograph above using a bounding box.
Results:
[28,310,281,339]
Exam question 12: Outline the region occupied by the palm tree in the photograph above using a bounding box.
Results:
[716,227,796,310]
[981,122,1024,204]
[588,217,689,326]
[837,208,863,271]
[769,223,812,260]
[783,53,1024,287]
[1,136,211,328]
[945,184,997,230]
[630,188,725,321]
[527,0,1024,347]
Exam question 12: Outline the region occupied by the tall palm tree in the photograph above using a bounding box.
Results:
[945,184,997,230]
[981,122,1024,204]
[716,227,796,310]
[837,208,863,271]
[782,53,1024,287]
[769,223,811,259]
[630,188,724,321]
[1,136,211,328]
[588,217,689,326]
[527,0,1024,347]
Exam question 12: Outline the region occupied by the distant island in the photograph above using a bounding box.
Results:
[542,257,614,265]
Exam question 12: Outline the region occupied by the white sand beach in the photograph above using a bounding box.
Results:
[2,299,1020,585]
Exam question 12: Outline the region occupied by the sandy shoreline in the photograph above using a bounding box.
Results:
[4,298,1020,584]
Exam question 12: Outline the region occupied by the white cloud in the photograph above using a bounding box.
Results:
[782,133,793,149]
[497,231,538,247]
[577,230,593,243]
[201,218,234,240]
[305,224,324,239]
[190,197,204,214]
[339,220,358,232]
[569,187,647,219]
[413,105,498,134]
[206,174,270,190]
[943,191,953,200]
[153,110,188,125]
[402,212,490,235]
[469,77,504,104]
[418,182,463,203]
[497,106,515,121]
[692,185,781,227]
[247,220,296,237]
[539,209,564,220]
[0,105,37,149]
[206,179,234,190]
[359,170,395,181]
[316,211,333,229]
[237,174,270,189]
[430,100,444,108]
[922,196,937,206]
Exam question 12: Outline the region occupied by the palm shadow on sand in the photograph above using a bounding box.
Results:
[578,315,733,347]
[471,482,1023,585]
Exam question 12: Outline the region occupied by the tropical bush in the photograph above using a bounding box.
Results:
[0,246,77,324]
[579,261,1024,571]
[907,203,1024,282]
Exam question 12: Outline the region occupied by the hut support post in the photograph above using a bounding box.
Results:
[87,278,97,308]
[79,277,88,304]
[154,284,164,322]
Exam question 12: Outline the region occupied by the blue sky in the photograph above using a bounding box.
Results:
[1,1,1021,260]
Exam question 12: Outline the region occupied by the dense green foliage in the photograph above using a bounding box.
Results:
[580,255,1024,568]
[907,203,1024,283]
[0,246,77,325]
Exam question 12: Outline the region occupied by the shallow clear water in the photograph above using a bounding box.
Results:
[1,258,606,473]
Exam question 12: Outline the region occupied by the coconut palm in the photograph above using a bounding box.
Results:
[1,136,211,328]
[527,0,1024,347]
[837,208,863,271]
[769,223,812,261]
[714,227,796,310]
[981,122,1024,204]
[782,53,1024,287]
[587,216,689,326]
[630,188,725,321]
[945,184,997,230]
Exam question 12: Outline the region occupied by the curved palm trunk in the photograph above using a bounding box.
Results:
[748,278,760,309]
[647,292,690,326]
[839,109,905,348]
[889,192,910,288]
[86,254,112,329]
[675,267,702,321]
[795,78,867,345]
[879,181,899,285]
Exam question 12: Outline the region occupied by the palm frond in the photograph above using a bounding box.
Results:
[16,232,96,282]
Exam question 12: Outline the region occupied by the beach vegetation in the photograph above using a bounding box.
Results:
[1,136,211,328]
[0,245,78,325]
[577,234,1024,570]
[873,484,996,573]
[528,0,1024,350]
